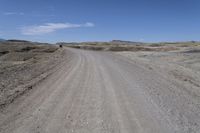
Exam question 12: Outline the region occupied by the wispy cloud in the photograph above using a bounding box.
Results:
[21,22,94,35]
[84,22,95,27]
[3,12,24,16]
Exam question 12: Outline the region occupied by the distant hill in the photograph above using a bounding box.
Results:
[7,39,30,43]
[0,38,6,42]
[111,40,144,45]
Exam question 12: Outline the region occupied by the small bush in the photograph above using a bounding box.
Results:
[0,51,9,56]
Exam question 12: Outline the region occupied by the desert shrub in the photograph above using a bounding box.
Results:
[0,51,9,56]
[42,47,58,53]
[16,46,36,52]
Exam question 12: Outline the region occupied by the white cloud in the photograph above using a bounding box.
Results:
[3,12,24,15]
[21,22,94,35]
[84,22,95,27]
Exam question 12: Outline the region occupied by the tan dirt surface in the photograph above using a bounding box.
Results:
[0,47,200,133]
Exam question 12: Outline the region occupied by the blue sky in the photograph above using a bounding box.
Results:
[0,0,200,43]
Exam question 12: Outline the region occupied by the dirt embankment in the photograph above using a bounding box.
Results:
[118,46,200,93]
[63,41,200,52]
[0,42,66,108]
[67,44,179,52]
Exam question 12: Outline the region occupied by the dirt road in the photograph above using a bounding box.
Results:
[0,48,199,133]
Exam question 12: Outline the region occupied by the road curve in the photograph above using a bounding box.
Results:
[0,48,197,133]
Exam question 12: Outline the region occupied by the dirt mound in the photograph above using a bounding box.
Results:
[0,42,64,108]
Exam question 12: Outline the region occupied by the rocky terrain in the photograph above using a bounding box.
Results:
[0,41,67,108]
[118,43,200,85]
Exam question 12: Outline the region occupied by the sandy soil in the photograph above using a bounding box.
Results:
[0,45,200,133]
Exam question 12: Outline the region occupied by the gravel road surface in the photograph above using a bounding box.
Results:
[0,48,199,133]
